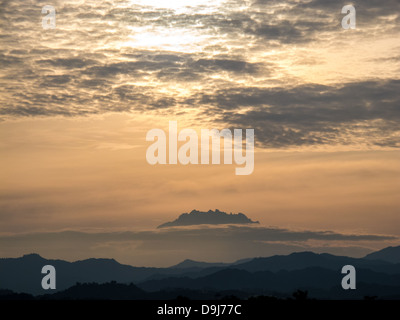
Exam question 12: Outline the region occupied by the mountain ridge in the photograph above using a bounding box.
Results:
[1,246,400,295]
[364,246,400,264]
[157,209,259,228]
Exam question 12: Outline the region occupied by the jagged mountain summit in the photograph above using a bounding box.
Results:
[157,209,259,228]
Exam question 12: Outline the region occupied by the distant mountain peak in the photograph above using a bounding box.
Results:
[21,253,45,260]
[364,245,400,264]
[157,209,259,228]
[170,259,229,269]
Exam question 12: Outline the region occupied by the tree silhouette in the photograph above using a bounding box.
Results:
[292,289,308,301]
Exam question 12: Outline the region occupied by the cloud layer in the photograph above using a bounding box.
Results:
[0,225,396,266]
[1,0,399,148]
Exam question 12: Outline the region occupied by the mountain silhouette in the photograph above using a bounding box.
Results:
[170,259,230,269]
[0,289,34,300]
[137,267,400,299]
[150,251,400,282]
[230,251,400,274]
[157,209,259,228]
[169,257,253,269]
[0,253,201,295]
[2,247,400,298]
[364,246,400,264]
[41,281,146,300]
[138,267,339,292]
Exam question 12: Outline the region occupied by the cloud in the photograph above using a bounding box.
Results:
[204,80,400,148]
[36,58,97,69]
[0,0,399,152]
[0,226,396,266]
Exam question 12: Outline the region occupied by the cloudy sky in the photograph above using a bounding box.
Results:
[0,0,399,266]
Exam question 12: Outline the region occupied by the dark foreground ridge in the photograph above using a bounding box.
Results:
[157,209,259,228]
[1,280,399,301]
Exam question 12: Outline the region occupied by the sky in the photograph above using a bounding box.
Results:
[0,0,399,266]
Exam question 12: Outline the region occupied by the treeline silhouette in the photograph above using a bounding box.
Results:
[0,282,313,300]
[1,281,399,300]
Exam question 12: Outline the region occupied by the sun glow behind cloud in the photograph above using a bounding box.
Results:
[130,0,227,12]
[122,26,212,52]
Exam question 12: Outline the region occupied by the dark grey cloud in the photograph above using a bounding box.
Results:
[198,80,400,147]
[36,58,97,69]
[39,74,72,87]
[190,58,261,74]
[1,226,395,244]
[0,46,270,116]
[252,0,400,42]
[297,0,400,16]
[0,53,23,66]
[81,55,262,79]
[244,18,331,44]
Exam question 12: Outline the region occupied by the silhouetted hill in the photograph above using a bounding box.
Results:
[232,252,400,274]
[364,246,400,264]
[41,281,146,300]
[157,209,259,228]
[2,247,400,297]
[0,289,34,300]
[170,257,253,269]
[0,254,197,295]
[170,259,230,269]
[138,267,400,299]
[156,252,400,280]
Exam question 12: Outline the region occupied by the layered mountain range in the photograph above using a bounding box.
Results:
[1,246,400,299]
